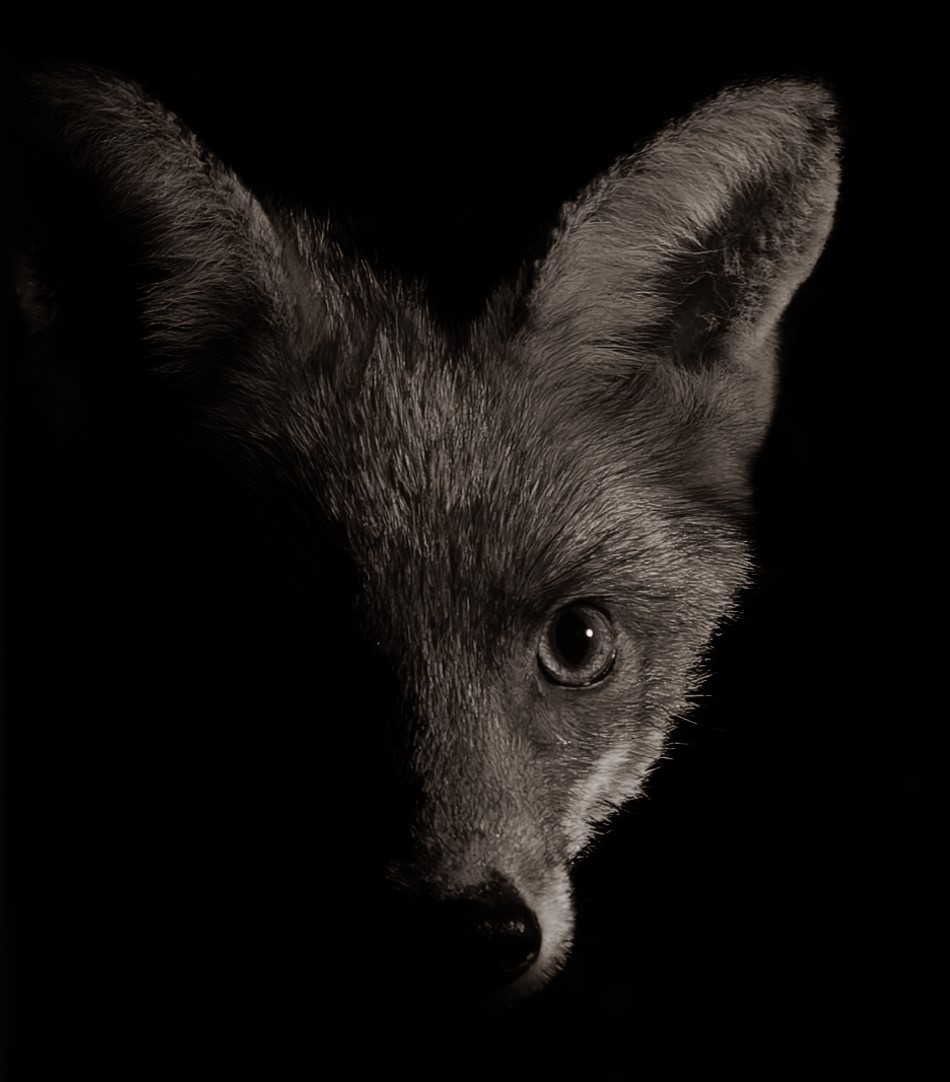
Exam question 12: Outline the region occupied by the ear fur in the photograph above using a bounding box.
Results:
[521,80,840,481]
[19,66,294,374]
[17,70,839,496]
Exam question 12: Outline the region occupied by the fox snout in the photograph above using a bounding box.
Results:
[380,702,578,997]
[408,881,545,991]
[388,863,574,999]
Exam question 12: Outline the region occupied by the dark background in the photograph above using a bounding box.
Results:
[3,13,943,1080]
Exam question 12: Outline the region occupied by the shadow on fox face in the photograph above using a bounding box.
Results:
[12,69,839,1002]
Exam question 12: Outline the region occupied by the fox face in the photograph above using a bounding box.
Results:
[316,323,756,995]
[13,69,839,1001]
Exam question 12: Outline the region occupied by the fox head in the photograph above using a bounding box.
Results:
[15,70,839,1001]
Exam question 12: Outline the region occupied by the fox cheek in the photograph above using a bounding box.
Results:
[560,743,655,858]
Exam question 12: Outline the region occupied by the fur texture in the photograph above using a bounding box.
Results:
[13,68,840,999]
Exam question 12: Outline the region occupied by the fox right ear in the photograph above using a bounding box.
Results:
[521,80,840,483]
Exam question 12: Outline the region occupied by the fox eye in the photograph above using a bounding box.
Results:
[538,604,616,687]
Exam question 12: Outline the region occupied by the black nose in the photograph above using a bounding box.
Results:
[416,888,542,989]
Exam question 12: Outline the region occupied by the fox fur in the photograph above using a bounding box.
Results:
[11,68,840,1000]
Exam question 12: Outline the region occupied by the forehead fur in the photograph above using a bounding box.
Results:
[275,275,749,660]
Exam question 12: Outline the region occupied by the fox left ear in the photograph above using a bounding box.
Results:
[522,80,840,480]
[17,66,297,377]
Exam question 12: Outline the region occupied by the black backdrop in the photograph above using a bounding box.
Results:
[3,14,943,1080]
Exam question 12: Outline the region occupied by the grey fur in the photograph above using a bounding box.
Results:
[17,68,840,997]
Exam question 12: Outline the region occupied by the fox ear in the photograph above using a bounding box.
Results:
[523,80,840,478]
[17,66,294,376]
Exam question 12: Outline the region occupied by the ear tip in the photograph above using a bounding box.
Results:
[771,80,842,196]
[717,76,838,110]
[22,63,148,125]
[769,78,840,147]
[689,79,841,199]
[25,61,100,98]
[754,77,839,110]
[719,77,841,144]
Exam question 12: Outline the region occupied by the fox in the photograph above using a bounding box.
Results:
[9,67,839,1008]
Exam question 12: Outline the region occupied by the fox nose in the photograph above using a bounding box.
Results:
[419,889,542,989]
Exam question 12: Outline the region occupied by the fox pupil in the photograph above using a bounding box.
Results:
[553,608,596,668]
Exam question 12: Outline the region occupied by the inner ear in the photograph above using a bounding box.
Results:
[657,177,805,368]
